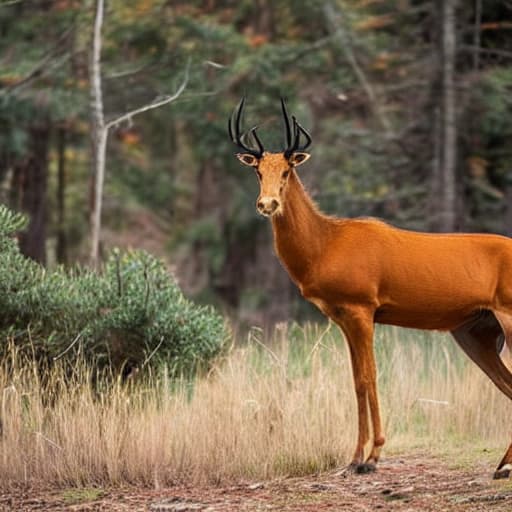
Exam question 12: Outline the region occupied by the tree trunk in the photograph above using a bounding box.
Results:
[429,0,458,232]
[89,0,106,267]
[440,0,458,232]
[429,105,442,226]
[505,177,512,237]
[473,0,482,71]
[15,124,50,264]
[56,126,67,264]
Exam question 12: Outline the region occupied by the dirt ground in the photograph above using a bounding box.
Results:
[2,455,512,511]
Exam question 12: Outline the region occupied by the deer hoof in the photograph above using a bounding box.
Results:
[493,465,511,480]
[344,462,376,475]
[356,462,376,474]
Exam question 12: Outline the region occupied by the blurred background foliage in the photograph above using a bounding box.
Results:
[1,0,512,328]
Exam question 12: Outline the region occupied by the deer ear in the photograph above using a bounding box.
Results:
[289,152,310,167]
[237,153,259,167]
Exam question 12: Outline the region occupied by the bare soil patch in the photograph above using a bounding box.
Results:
[2,455,512,511]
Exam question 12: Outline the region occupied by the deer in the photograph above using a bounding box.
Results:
[228,97,512,479]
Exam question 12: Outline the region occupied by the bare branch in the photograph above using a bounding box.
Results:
[461,44,512,60]
[323,2,394,137]
[106,61,152,80]
[5,54,71,98]
[0,0,24,6]
[53,333,82,361]
[1,25,74,97]
[141,336,165,369]
[203,60,227,69]
[282,35,336,64]
[105,60,190,131]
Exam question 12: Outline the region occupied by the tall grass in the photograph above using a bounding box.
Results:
[0,323,510,489]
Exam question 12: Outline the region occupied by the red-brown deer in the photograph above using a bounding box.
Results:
[228,97,512,479]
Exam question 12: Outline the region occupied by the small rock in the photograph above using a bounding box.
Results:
[248,482,264,490]
[150,501,204,511]
[309,483,336,491]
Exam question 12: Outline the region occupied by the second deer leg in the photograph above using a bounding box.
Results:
[339,307,384,473]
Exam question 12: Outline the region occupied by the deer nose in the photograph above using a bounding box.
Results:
[257,197,280,216]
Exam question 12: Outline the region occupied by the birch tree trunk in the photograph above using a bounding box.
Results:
[89,0,106,267]
[88,0,188,266]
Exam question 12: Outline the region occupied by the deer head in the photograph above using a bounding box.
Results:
[228,98,312,217]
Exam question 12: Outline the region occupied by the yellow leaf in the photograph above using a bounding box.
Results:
[467,156,488,178]
[355,14,395,31]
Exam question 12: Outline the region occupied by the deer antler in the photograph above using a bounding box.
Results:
[228,97,264,157]
[229,97,311,157]
[281,98,312,158]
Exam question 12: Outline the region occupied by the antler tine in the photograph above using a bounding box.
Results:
[235,96,246,140]
[228,96,244,145]
[248,126,264,155]
[280,97,293,150]
[240,129,259,151]
[295,118,312,151]
[228,113,236,145]
[282,102,312,157]
[291,115,300,153]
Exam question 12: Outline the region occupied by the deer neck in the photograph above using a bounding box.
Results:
[271,170,328,286]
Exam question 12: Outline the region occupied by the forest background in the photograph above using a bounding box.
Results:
[1,0,512,328]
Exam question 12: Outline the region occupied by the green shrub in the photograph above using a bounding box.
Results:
[0,205,227,377]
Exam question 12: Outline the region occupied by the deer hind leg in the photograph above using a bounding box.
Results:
[336,307,384,473]
[493,310,512,479]
[496,311,512,373]
[451,309,512,479]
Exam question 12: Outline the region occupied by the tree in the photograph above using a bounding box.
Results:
[88,0,189,266]
[430,0,458,232]
[15,122,50,263]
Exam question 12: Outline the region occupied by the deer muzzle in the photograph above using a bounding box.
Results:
[257,197,280,217]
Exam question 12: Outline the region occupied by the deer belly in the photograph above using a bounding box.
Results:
[374,302,481,331]
[373,267,496,330]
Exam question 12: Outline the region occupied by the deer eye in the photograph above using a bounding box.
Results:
[282,170,290,179]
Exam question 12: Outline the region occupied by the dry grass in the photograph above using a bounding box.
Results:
[0,323,510,489]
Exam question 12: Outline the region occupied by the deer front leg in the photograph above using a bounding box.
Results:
[348,348,370,468]
[336,307,384,473]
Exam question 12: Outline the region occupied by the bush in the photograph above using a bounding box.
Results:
[0,205,227,377]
